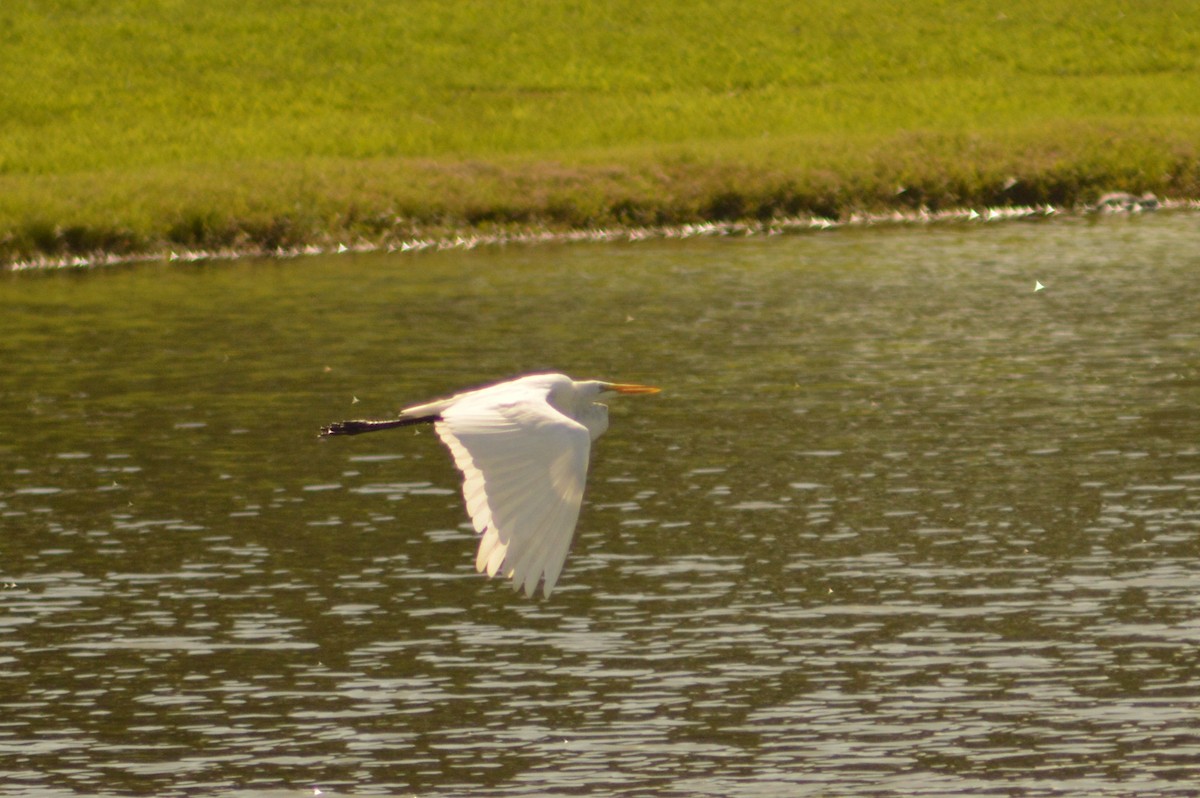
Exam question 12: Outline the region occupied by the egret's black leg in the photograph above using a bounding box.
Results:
[319,415,439,437]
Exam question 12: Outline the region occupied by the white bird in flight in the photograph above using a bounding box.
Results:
[320,373,661,597]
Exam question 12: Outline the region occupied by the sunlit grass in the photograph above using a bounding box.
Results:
[3,0,1200,261]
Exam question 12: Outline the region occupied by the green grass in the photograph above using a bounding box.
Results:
[4,0,1200,263]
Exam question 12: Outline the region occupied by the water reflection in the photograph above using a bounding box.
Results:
[2,216,1199,796]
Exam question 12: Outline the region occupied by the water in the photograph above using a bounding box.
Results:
[2,215,1199,797]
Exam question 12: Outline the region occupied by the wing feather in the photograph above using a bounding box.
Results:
[476,527,503,573]
[541,465,586,595]
[527,481,578,597]
[435,393,591,597]
[501,470,574,594]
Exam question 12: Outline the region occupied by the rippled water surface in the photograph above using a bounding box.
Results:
[3,215,1199,796]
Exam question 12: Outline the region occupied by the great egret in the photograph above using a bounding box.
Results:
[320,373,660,597]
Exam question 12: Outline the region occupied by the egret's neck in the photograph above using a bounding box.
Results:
[576,402,609,441]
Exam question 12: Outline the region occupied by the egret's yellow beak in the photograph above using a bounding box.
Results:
[607,382,661,395]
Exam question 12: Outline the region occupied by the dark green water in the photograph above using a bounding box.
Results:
[3,215,1199,797]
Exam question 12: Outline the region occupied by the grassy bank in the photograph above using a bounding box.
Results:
[3,0,1200,264]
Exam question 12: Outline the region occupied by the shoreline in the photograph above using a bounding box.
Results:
[7,194,1196,274]
[7,126,1198,273]
[7,123,1198,273]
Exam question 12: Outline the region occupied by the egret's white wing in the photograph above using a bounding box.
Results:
[435,395,591,598]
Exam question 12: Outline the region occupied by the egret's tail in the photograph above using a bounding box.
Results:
[319,415,436,437]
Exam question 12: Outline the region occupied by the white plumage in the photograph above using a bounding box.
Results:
[321,373,659,597]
